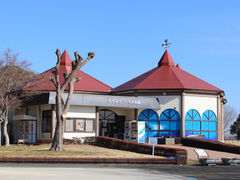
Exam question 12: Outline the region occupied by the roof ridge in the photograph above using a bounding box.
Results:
[134,67,159,89]
[112,67,158,92]
[170,66,185,88]
[171,66,222,91]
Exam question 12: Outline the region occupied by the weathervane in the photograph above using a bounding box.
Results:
[162,39,171,49]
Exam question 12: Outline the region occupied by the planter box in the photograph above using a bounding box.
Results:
[199,158,220,166]
[158,138,175,145]
[222,158,240,165]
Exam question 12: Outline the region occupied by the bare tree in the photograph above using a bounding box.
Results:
[49,49,95,151]
[0,48,34,146]
[224,105,237,135]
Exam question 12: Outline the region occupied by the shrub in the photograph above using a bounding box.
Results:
[85,136,187,165]
[181,137,240,154]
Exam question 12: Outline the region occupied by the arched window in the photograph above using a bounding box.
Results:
[159,109,180,138]
[201,110,217,140]
[185,109,201,137]
[138,109,159,138]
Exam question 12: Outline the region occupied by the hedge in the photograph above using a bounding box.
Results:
[181,137,240,154]
[85,136,187,165]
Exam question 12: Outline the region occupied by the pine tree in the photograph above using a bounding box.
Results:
[230,114,240,139]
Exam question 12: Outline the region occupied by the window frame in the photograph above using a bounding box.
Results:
[42,110,52,133]
[64,118,95,133]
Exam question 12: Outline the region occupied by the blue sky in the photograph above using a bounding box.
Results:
[0,0,240,112]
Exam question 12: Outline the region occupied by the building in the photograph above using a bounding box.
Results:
[11,49,226,144]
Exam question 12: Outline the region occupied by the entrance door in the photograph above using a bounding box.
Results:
[117,116,125,140]
[99,110,125,139]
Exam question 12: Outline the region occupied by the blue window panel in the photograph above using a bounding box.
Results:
[192,121,200,131]
[160,109,180,120]
[149,121,159,130]
[145,131,149,138]
[201,131,209,139]
[169,109,175,118]
[138,113,147,120]
[209,132,217,140]
[170,131,180,138]
[192,110,197,118]
[160,131,170,137]
[149,110,159,120]
[150,113,159,120]
[170,121,180,131]
[170,121,177,130]
[185,121,192,130]
[209,112,216,120]
[192,131,201,135]
[172,113,180,120]
[194,113,201,120]
[138,109,159,120]
[202,110,217,121]
[201,121,209,131]
[185,113,192,120]
[149,131,159,137]
[209,122,216,131]
[160,121,169,130]
[185,131,192,137]
[176,121,180,130]
[202,113,208,121]
[160,113,168,120]
[185,109,201,121]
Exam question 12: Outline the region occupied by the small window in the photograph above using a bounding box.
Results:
[42,110,52,133]
[65,118,94,132]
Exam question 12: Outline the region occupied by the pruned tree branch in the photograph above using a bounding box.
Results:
[60,52,95,94]
[50,48,94,151]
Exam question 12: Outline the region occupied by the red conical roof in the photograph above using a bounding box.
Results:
[158,49,175,67]
[60,50,72,66]
[112,50,223,92]
[25,50,111,93]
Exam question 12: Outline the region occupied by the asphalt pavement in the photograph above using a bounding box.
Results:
[0,163,240,180]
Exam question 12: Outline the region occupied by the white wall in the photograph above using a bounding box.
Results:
[63,132,95,139]
[184,94,217,117]
[138,95,181,117]
[67,106,96,119]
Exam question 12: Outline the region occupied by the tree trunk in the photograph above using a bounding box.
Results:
[3,121,9,146]
[3,109,9,146]
[50,116,64,151]
[0,122,2,146]
[50,92,64,151]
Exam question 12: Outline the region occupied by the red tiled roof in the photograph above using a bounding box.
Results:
[24,50,111,93]
[112,50,223,92]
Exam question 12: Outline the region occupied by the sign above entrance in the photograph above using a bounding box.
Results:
[49,92,160,109]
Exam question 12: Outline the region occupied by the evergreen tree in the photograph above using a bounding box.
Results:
[230,114,240,139]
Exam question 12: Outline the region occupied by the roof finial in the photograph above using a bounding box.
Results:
[162,39,171,49]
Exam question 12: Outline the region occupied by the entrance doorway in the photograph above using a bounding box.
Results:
[99,109,125,139]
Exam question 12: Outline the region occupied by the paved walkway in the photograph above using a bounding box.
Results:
[158,144,240,162]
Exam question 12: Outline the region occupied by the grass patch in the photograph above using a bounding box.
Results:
[0,144,163,158]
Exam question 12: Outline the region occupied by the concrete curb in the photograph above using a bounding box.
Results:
[0,157,176,164]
